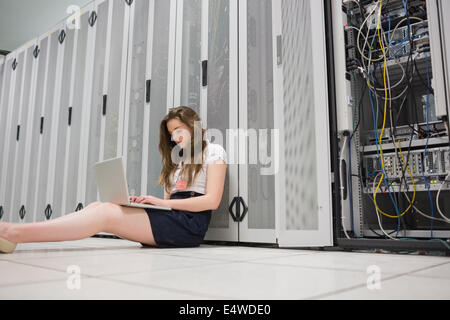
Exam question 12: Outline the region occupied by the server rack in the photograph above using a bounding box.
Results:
[331,0,450,252]
[10,39,38,224]
[0,53,14,221]
[0,48,22,223]
[25,35,49,223]
[206,0,334,247]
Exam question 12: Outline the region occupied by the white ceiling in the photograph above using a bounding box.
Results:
[0,0,90,52]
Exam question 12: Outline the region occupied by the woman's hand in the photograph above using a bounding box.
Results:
[130,195,168,207]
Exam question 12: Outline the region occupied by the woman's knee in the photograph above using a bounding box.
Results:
[94,202,124,227]
[85,201,102,210]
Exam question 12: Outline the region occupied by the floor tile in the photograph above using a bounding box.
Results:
[0,277,209,300]
[154,245,316,262]
[105,261,370,300]
[0,260,67,287]
[321,275,450,300]
[4,252,224,277]
[248,251,449,276]
[0,239,144,261]
[406,262,450,280]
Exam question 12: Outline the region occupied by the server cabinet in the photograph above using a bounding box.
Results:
[24,36,49,223]
[428,0,450,120]
[237,0,279,244]
[2,47,27,223]
[203,0,239,242]
[47,22,76,218]
[0,54,14,221]
[76,1,103,211]
[123,0,161,200]
[9,39,38,223]
[19,39,43,223]
[101,0,130,163]
[144,0,174,197]
[32,26,64,222]
[0,51,18,222]
[235,0,333,247]
[334,0,450,242]
[60,3,96,214]
[165,0,239,242]
[81,0,127,208]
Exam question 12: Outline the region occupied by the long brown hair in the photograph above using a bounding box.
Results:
[158,106,208,194]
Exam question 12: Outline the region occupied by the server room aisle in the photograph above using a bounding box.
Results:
[0,237,449,300]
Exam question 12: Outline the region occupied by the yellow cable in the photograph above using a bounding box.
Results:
[372,141,416,218]
[370,0,414,219]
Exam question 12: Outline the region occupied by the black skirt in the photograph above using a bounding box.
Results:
[140,191,212,248]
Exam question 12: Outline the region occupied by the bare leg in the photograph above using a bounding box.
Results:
[0,202,156,246]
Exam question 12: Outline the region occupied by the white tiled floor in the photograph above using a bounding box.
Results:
[0,237,449,300]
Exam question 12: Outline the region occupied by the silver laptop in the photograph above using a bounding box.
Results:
[94,157,171,211]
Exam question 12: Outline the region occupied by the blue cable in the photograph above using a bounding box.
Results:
[388,15,409,49]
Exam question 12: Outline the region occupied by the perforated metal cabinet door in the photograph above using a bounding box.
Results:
[102,0,129,161]
[33,29,62,222]
[237,0,277,244]
[237,0,333,247]
[427,0,450,119]
[122,0,172,199]
[61,5,95,215]
[24,36,48,223]
[47,26,76,219]
[75,1,108,211]
[122,0,150,198]
[82,0,113,208]
[173,0,201,115]
[3,49,27,223]
[18,39,42,223]
[9,40,38,223]
[146,0,173,198]
[0,54,14,222]
[203,0,239,242]
[276,0,333,247]
[0,52,17,222]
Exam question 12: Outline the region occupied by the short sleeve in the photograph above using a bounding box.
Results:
[206,143,228,164]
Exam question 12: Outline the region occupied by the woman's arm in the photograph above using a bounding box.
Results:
[164,160,227,212]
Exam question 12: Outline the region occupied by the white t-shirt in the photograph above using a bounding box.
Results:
[169,140,227,195]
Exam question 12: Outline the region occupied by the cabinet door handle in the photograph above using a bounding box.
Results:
[228,196,239,222]
[33,45,40,58]
[237,197,248,222]
[103,95,107,115]
[88,11,97,27]
[19,205,26,220]
[146,80,151,103]
[202,60,208,87]
[68,107,72,126]
[59,29,66,44]
[40,117,44,134]
[45,204,53,220]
